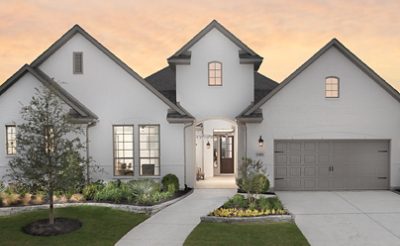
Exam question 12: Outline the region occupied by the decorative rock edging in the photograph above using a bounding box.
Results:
[200,214,294,223]
[0,189,193,217]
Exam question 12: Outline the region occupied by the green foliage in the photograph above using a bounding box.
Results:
[251,173,270,194]
[0,181,5,193]
[223,194,248,209]
[82,180,105,200]
[6,86,87,223]
[94,181,130,203]
[134,191,173,205]
[128,179,161,198]
[222,194,284,211]
[236,158,270,203]
[161,174,179,193]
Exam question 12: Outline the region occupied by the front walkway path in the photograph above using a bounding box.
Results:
[116,189,236,246]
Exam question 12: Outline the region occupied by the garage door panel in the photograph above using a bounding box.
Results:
[275,167,287,178]
[289,167,301,177]
[275,155,287,165]
[274,140,389,191]
[289,155,301,165]
[304,167,316,176]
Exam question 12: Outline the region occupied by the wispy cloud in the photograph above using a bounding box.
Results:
[0,0,399,89]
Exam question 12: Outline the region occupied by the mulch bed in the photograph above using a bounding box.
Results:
[237,189,276,195]
[23,218,82,236]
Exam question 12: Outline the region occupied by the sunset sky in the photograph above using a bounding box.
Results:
[0,0,399,90]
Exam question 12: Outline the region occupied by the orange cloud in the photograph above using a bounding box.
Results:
[0,0,399,90]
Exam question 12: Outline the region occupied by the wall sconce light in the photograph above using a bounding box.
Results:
[206,141,211,149]
[258,136,264,147]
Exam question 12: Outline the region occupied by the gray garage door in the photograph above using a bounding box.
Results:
[274,140,389,190]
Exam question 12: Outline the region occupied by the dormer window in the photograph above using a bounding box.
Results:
[73,52,83,74]
[325,76,339,98]
[208,61,222,86]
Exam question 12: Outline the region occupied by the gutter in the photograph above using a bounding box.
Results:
[85,120,97,184]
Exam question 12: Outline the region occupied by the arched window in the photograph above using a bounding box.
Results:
[325,76,339,98]
[208,61,222,86]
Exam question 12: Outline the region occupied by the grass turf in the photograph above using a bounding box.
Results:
[0,206,148,246]
[184,221,310,246]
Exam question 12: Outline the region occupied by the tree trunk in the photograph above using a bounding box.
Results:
[49,189,54,225]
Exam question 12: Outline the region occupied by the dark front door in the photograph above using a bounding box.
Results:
[220,136,234,173]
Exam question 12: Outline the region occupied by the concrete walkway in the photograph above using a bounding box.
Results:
[116,189,236,246]
[278,191,400,246]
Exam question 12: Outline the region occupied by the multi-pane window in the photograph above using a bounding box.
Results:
[208,61,222,86]
[73,52,83,74]
[139,125,160,176]
[113,125,134,176]
[325,77,339,98]
[6,125,16,155]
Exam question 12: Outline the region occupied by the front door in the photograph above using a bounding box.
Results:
[220,136,234,173]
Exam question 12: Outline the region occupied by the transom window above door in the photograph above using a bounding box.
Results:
[208,61,222,86]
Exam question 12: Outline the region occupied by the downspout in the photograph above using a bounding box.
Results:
[183,122,194,186]
[86,120,97,184]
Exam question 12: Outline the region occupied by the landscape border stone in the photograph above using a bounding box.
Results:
[200,213,294,223]
[0,189,193,217]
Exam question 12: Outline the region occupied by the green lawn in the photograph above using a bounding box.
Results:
[184,221,309,246]
[0,206,148,246]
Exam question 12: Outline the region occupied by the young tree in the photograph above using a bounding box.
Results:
[7,86,85,225]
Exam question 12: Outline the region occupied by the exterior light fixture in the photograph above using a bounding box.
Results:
[206,141,211,149]
[258,136,264,147]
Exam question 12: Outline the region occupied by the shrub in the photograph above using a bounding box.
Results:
[69,193,85,203]
[82,180,105,200]
[31,192,45,205]
[236,158,270,203]
[128,179,161,198]
[1,192,20,206]
[161,174,179,193]
[21,193,32,206]
[251,174,270,194]
[223,194,248,209]
[94,181,130,203]
[134,191,173,205]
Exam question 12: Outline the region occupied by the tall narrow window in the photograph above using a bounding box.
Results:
[6,125,16,155]
[139,125,160,176]
[208,61,222,86]
[113,125,134,176]
[325,76,339,98]
[73,52,83,74]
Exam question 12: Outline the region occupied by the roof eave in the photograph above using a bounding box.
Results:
[236,116,263,123]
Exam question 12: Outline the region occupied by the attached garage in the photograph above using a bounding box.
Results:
[274,140,390,191]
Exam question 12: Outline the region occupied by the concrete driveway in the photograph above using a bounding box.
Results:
[277,191,400,246]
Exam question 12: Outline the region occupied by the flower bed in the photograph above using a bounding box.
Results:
[0,174,192,212]
[202,194,292,223]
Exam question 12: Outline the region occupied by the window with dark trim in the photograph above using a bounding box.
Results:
[139,125,160,176]
[113,125,134,176]
[73,52,83,74]
[6,125,16,155]
[208,61,222,86]
[325,76,339,98]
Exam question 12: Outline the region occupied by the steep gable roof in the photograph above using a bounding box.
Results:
[30,24,190,118]
[168,20,263,70]
[240,38,400,117]
[0,64,98,122]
